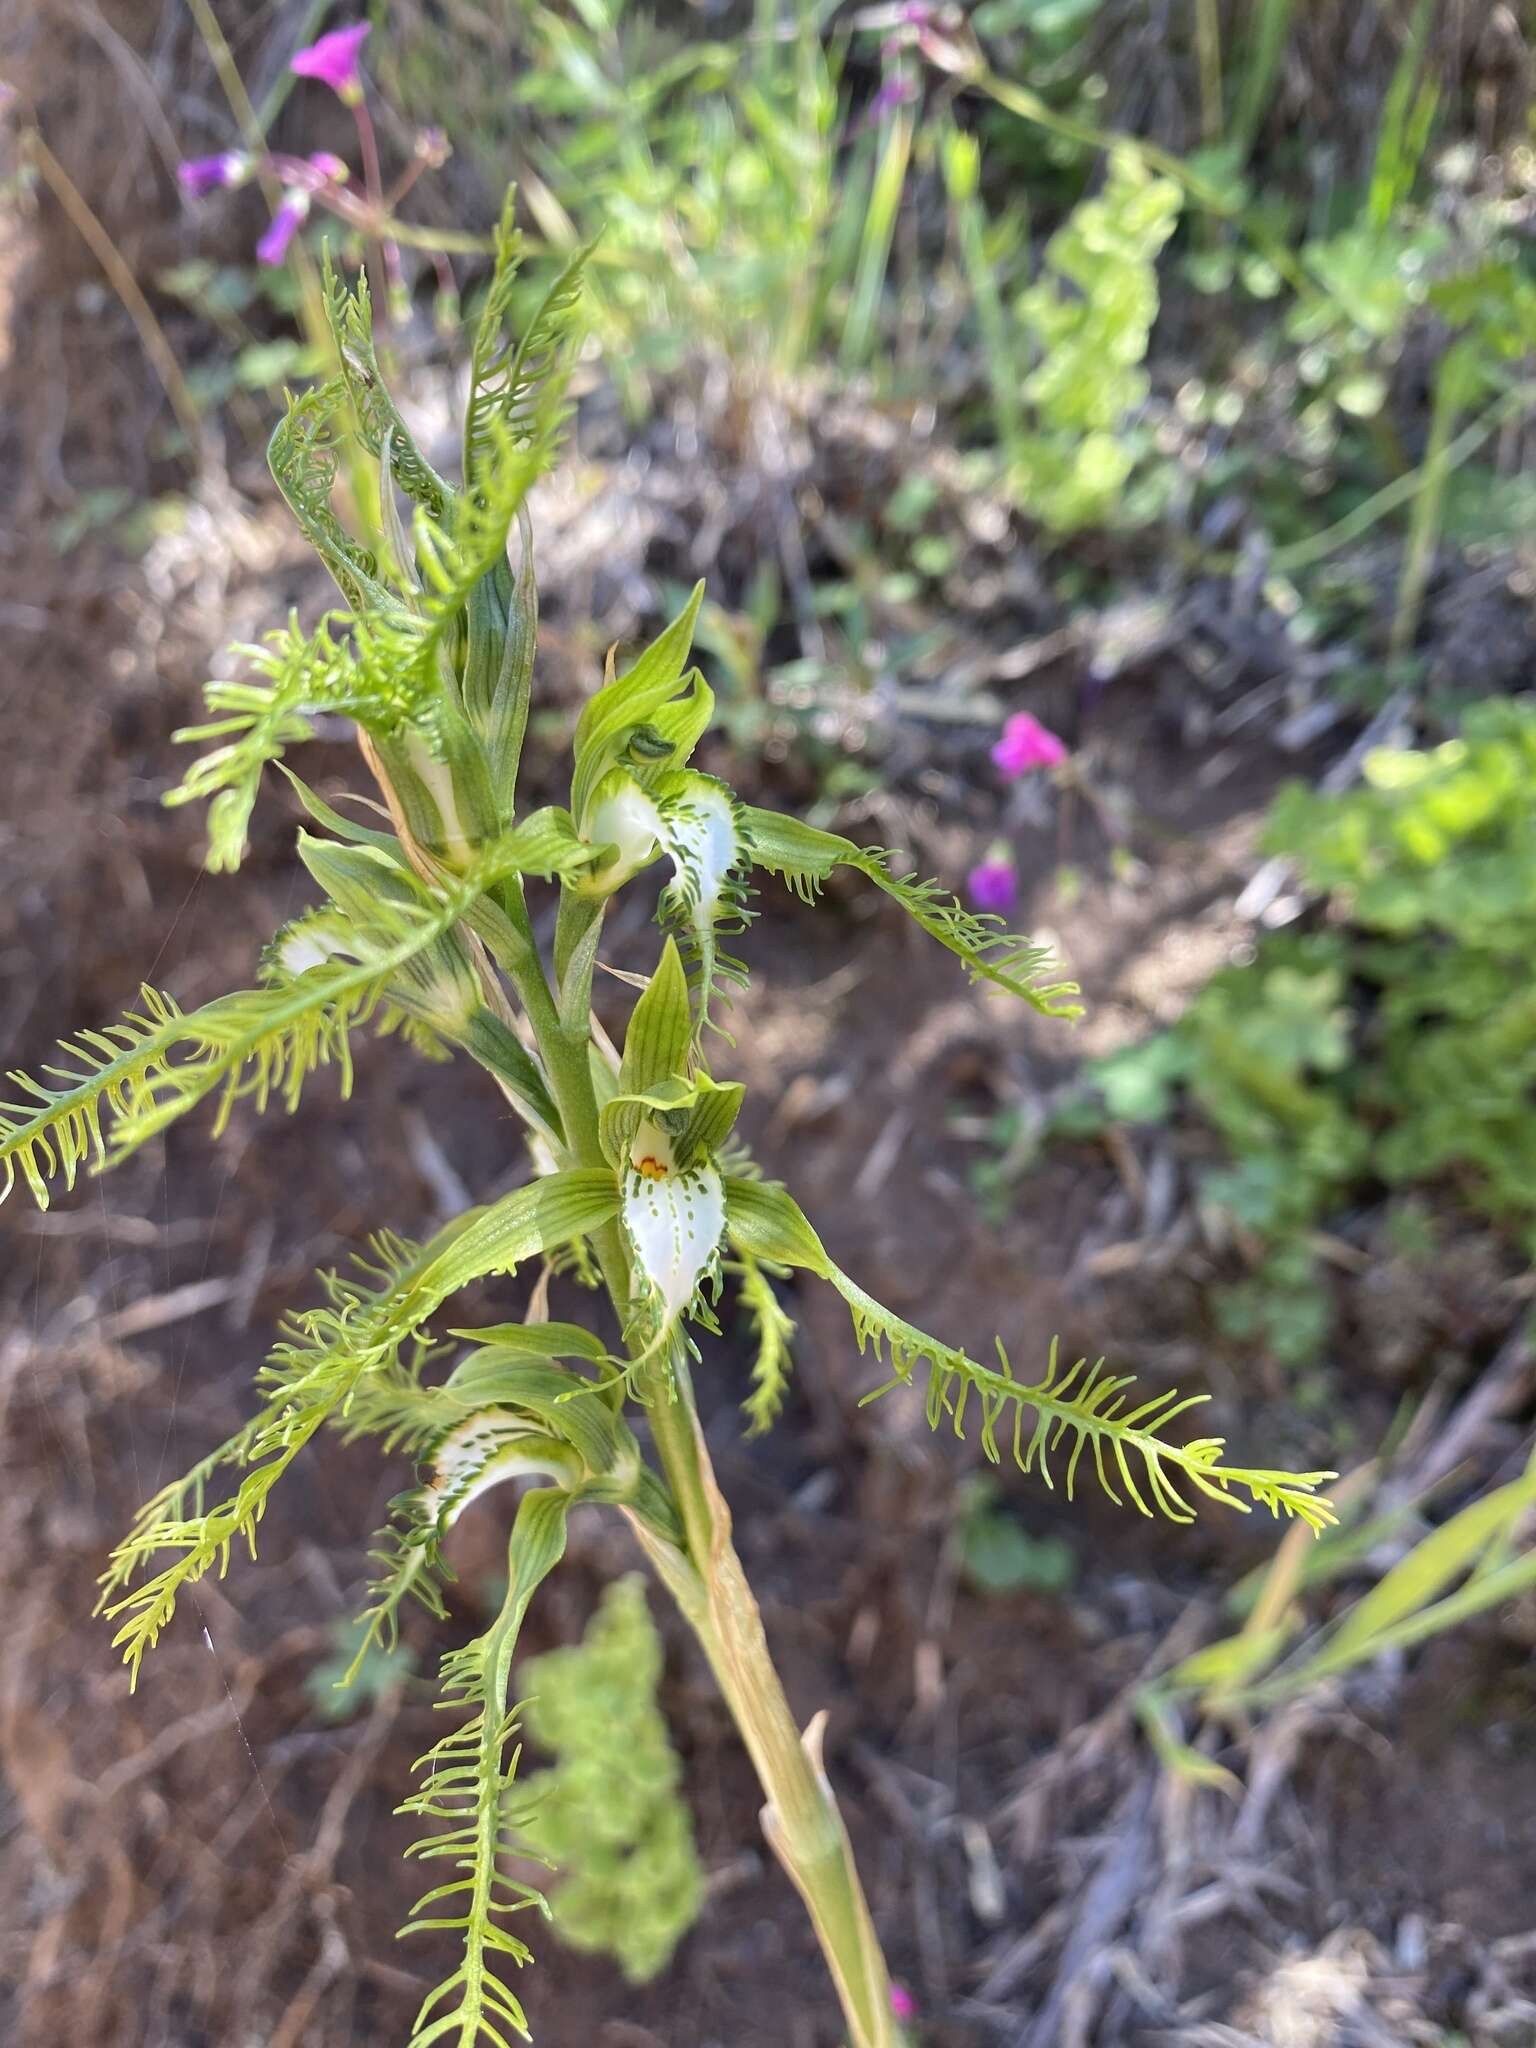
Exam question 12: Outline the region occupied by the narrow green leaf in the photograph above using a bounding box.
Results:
[1318,1470,1536,1670]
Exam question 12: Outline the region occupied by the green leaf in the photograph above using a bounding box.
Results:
[1314,1468,1536,1673]
[1136,1689,1242,1796]
[268,379,388,614]
[1163,1620,1297,1701]
[516,1577,703,1984]
[957,1481,1076,1596]
[99,1172,619,1684]
[447,1321,608,1360]
[1088,1032,1192,1124]
[2,985,185,1208]
[323,252,454,519]
[463,191,591,486]
[165,623,329,871]
[277,765,403,855]
[351,414,567,784]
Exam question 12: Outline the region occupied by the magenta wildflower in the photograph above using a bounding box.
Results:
[305,151,350,184]
[177,151,250,196]
[289,21,370,102]
[891,1983,918,2021]
[991,710,1068,779]
[256,189,309,266]
[967,854,1017,916]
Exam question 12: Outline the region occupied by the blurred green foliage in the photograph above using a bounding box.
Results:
[516,1577,703,1984]
[947,139,1183,531]
[955,1477,1077,1597]
[1045,702,1536,1369]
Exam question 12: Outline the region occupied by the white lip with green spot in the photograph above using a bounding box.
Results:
[622,1151,725,1333]
[657,780,740,924]
[426,1411,576,1527]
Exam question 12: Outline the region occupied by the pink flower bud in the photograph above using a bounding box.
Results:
[891,1982,918,2020]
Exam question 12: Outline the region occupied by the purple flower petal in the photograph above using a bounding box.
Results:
[891,1984,918,2021]
[967,858,1017,915]
[257,191,309,266]
[990,711,1068,779]
[869,73,918,121]
[290,21,370,100]
[177,151,249,197]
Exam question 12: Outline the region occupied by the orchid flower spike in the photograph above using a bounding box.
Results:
[991,710,1068,780]
[289,21,370,104]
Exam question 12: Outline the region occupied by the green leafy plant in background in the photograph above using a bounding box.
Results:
[954,1476,1077,1597]
[1140,1437,1536,1788]
[0,199,1337,2048]
[945,136,1183,532]
[499,0,912,411]
[1039,699,1536,1373]
[515,1576,703,1983]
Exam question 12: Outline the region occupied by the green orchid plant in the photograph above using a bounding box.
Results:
[0,197,1334,2048]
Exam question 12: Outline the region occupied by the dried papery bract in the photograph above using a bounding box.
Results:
[0,199,1334,2048]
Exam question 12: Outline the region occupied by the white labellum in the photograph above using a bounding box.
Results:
[622,1156,725,1333]
[657,780,740,923]
[274,917,347,977]
[580,771,664,894]
[426,1410,575,1528]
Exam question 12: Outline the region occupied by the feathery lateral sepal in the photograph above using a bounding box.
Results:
[0,819,607,1212]
[722,1178,1336,1530]
[398,1486,572,2048]
[97,1171,621,1684]
[743,805,1082,1019]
